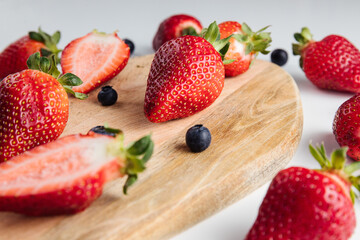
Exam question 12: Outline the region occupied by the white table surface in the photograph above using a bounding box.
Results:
[1,0,360,239]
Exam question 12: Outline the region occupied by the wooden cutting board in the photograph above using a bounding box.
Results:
[0,54,303,240]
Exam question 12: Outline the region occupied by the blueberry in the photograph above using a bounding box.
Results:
[271,49,288,66]
[124,38,135,55]
[186,124,211,153]
[88,126,116,137]
[97,86,118,106]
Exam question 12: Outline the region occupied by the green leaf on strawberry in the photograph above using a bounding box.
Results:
[27,52,87,99]
[29,27,62,64]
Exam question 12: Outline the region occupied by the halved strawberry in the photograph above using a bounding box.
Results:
[219,21,271,77]
[0,130,153,216]
[61,30,130,94]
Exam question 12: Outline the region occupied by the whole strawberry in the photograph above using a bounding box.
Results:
[333,94,360,160]
[245,144,358,240]
[145,22,231,123]
[293,27,360,92]
[219,21,271,77]
[0,28,61,80]
[0,129,153,216]
[152,14,203,51]
[0,53,86,162]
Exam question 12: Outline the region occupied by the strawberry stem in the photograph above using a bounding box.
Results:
[28,27,62,64]
[292,27,314,69]
[310,143,360,203]
[26,52,87,99]
[200,21,234,63]
[182,27,199,37]
[232,23,272,55]
[107,132,154,194]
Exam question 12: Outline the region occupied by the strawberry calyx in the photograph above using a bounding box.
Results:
[27,52,87,99]
[28,27,62,64]
[106,130,154,194]
[199,21,235,64]
[292,27,314,68]
[181,27,199,37]
[232,23,272,56]
[309,144,360,203]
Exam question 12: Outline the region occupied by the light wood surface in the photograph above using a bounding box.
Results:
[0,54,303,240]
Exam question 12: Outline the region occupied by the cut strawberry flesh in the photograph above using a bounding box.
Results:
[61,31,130,93]
[0,134,123,197]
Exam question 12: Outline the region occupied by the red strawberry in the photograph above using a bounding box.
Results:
[0,53,86,162]
[333,94,360,160]
[61,30,130,94]
[0,129,153,216]
[145,22,231,123]
[0,28,61,79]
[152,14,203,51]
[293,27,360,92]
[246,144,359,240]
[219,21,271,77]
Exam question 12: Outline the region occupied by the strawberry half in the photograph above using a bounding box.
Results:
[145,22,232,123]
[219,21,271,77]
[293,27,360,92]
[61,30,130,94]
[0,28,62,80]
[0,53,86,162]
[152,14,203,51]
[246,144,359,240]
[0,129,153,216]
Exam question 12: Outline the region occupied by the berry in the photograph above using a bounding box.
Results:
[246,144,359,240]
[270,49,288,66]
[219,21,271,77]
[124,38,135,55]
[97,86,118,106]
[0,130,153,216]
[333,94,360,160]
[186,124,211,152]
[0,53,85,162]
[152,14,202,51]
[88,126,118,137]
[293,27,360,92]
[144,22,230,123]
[0,28,61,80]
[61,30,130,94]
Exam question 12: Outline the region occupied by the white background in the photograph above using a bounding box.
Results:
[1,0,360,239]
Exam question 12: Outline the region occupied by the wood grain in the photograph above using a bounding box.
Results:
[0,54,303,240]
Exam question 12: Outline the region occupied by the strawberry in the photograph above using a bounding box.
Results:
[152,14,203,51]
[293,27,360,92]
[61,30,130,94]
[144,22,232,123]
[333,94,360,160]
[0,129,153,216]
[0,28,61,80]
[245,144,359,240]
[0,53,86,162]
[218,21,271,77]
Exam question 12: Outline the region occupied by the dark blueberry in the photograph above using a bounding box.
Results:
[271,49,288,66]
[97,86,118,106]
[124,38,135,55]
[88,126,116,137]
[186,124,211,153]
